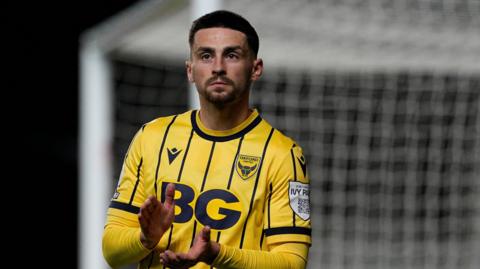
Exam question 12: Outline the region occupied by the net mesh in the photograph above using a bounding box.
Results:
[111,58,188,177]
[252,70,480,269]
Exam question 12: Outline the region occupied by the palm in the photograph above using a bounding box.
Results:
[187,229,212,263]
[138,183,175,249]
[159,226,219,268]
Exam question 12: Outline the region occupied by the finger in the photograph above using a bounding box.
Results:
[165,201,176,223]
[140,199,150,213]
[177,252,195,264]
[201,226,211,241]
[171,252,191,268]
[164,250,179,261]
[139,203,153,221]
[140,197,154,215]
[146,196,158,213]
[164,183,175,209]
[161,250,181,266]
[159,252,168,264]
[138,213,150,229]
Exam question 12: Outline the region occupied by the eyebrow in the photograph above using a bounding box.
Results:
[223,46,243,54]
[195,46,244,54]
[195,47,214,54]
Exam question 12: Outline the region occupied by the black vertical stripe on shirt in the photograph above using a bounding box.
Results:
[146,252,154,269]
[268,182,272,228]
[190,221,198,248]
[129,158,143,205]
[177,128,194,181]
[290,147,297,227]
[290,148,297,181]
[210,232,222,269]
[239,128,274,249]
[154,115,178,197]
[259,230,265,249]
[165,224,174,251]
[163,224,174,269]
[227,136,244,190]
[200,142,216,191]
[189,141,216,248]
[215,231,221,243]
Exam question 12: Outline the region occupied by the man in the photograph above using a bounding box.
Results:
[103,10,311,269]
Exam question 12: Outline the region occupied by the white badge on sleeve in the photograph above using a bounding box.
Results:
[289,181,310,220]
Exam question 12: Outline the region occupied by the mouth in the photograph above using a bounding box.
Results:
[207,77,232,87]
[209,80,228,86]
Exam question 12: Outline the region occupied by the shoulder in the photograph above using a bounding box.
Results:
[260,121,309,182]
[141,110,192,135]
[269,128,306,164]
[259,117,306,160]
[260,119,298,154]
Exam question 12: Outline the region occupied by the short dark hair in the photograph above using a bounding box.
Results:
[189,10,259,56]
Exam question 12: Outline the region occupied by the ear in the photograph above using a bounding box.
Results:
[186,60,194,82]
[251,58,263,81]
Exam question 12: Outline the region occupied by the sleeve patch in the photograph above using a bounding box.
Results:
[289,181,310,220]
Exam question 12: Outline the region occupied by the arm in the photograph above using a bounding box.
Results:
[159,226,308,269]
[103,186,175,268]
[213,241,308,269]
[102,218,152,268]
[102,128,175,268]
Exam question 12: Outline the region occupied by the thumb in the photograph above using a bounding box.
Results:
[164,183,175,209]
[201,226,211,241]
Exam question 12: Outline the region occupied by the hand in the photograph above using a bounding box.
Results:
[159,226,220,268]
[138,183,175,249]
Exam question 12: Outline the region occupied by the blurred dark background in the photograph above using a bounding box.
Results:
[7,1,137,266]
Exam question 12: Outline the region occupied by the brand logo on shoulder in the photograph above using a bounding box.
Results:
[236,154,261,180]
[297,155,307,177]
[167,147,182,164]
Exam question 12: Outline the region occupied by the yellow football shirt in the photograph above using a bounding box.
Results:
[105,109,311,268]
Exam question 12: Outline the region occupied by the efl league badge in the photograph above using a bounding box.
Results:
[289,181,310,220]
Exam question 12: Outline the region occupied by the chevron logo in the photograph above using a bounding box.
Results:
[167,147,182,164]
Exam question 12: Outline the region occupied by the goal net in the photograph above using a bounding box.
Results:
[105,1,480,268]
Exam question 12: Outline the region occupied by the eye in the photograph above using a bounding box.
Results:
[226,53,238,59]
[200,53,212,60]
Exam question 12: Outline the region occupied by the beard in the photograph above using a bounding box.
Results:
[201,76,250,106]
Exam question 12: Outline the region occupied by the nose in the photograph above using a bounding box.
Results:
[212,57,226,76]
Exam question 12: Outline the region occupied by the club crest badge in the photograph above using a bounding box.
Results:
[289,181,310,220]
[236,154,261,180]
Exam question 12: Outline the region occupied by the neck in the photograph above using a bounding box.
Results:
[198,98,251,131]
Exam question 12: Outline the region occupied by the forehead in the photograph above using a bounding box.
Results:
[192,27,248,48]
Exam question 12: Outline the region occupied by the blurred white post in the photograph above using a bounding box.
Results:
[79,40,112,269]
[188,0,221,109]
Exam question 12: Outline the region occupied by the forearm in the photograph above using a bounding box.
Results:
[212,242,308,269]
[102,224,152,268]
